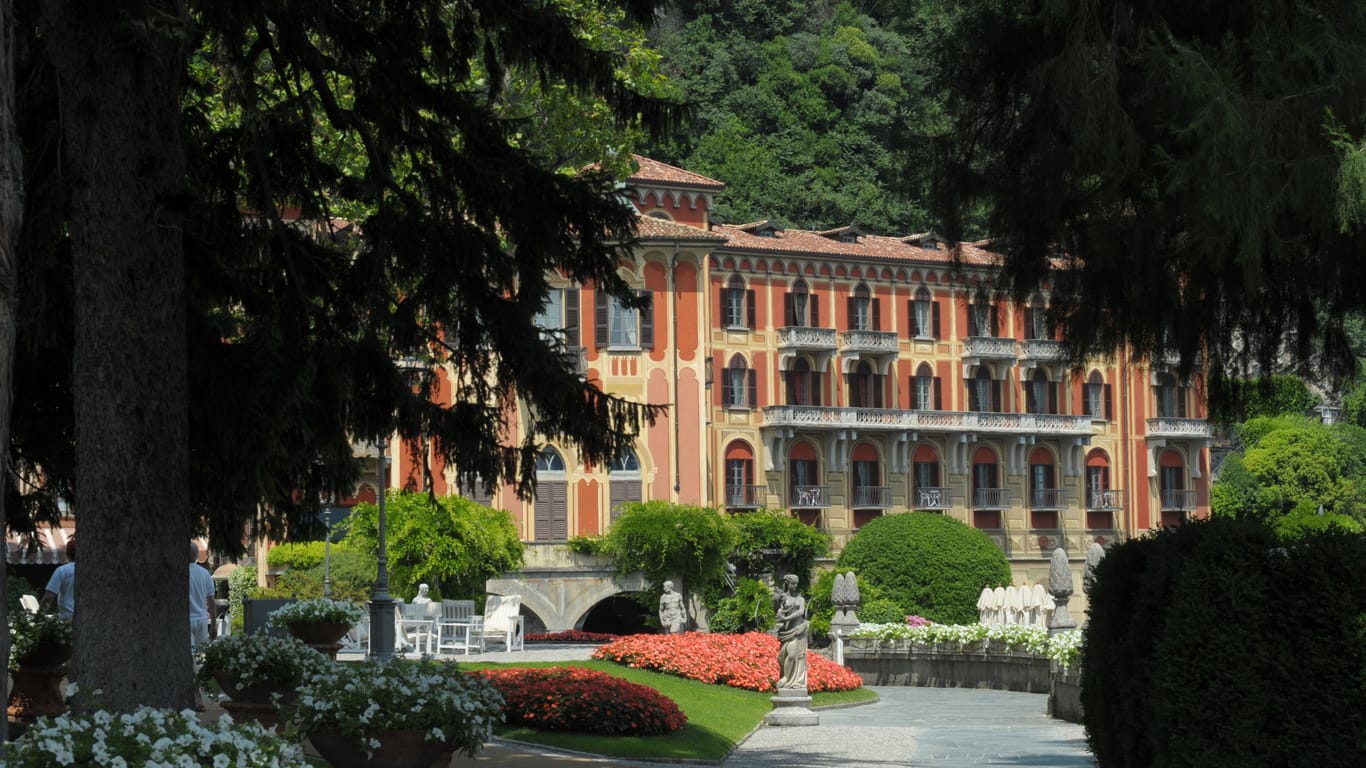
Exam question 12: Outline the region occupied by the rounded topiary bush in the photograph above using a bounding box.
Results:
[836,512,1011,624]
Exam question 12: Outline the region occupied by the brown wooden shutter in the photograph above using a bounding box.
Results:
[992,380,1002,412]
[748,369,758,408]
[594,290,608,348]
[719,357,731,406]
[784,294,794,326]
[908,299,918,336]
[638,290,654,349]
[812,371,823,405]
[811,295,820,326]
[989,305,999,337]
[1104,384,1113,419]
[931,302,941,338]
[846,297,855,328]
[933,377,942,409]
[872,298,882,331]
[874,374,884,408]
[1049,383,1060,414]
[746,290,756,329]
[564,288,580,347]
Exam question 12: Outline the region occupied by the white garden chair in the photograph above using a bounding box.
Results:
[478,594,524,652]
[435,599,479,656]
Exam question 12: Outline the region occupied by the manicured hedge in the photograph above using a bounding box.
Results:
[835,512,1012,624]
[1083,519,1366,768]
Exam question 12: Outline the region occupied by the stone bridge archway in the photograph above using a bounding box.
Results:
[486,544,645,632]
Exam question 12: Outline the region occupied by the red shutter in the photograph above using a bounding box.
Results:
[639,290,654,349]
[564,288,580,347]
[594,290,608,348]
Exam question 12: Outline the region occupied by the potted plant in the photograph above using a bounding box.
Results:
[6,706,308,766]
[268,597,365,646]
[9,610,74,669]
[292,657,504,767]
[196,632,329,705]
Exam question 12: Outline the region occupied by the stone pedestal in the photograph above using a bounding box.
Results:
[764,687,819,727]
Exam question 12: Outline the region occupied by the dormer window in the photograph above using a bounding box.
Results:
[819,225,864,243]
[739,219,784,238]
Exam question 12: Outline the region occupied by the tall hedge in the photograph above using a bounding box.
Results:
[1083,519,1366,768]
[835,512,1011,624]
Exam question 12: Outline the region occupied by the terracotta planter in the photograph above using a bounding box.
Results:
[286,621,351,646]
[16,641,73,669]
[307,728,453,768]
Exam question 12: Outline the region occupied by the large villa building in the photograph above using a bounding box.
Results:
[382,156,1212,622]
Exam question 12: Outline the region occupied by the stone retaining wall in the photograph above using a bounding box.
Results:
[841,638,1052,694]
[1048,666,1084,724]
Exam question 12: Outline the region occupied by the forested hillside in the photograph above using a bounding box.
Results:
[645,0,953,234]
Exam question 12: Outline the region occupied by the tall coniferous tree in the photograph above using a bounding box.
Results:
[928,0,1366,397]
[21,0,680,711]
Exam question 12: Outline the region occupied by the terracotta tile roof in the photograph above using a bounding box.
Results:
[628,155,726,190]
[634,214,727,242]
[712,223,1002,267]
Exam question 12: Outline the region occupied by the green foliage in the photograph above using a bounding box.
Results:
[931,0,1366,398]
[857,598,904,625]
[1215,416,1366,528]
[342,491,523,601]
[1083,519,1366,768]
[728,509,831,586]
[593,501,738,607]
[704,577,775,635]
[834,512,1011,625]
[808,569,888,639]
[6,575,37,617]
[260,550,376,604]
[266,542,336,571]
[227,564,259,634]
[1211,376,1320,423]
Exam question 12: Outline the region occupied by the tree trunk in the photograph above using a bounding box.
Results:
[39,3,193,711]
[0,0,23,743]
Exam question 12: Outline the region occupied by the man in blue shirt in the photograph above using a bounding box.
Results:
[41,539,77,617]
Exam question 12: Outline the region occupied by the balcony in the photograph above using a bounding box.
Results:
[1161,489,1198,511]
[850,485,892,509]
[725,485,767,510]
[762,405,1094,437]
[913,486,951,510]
[1086,489,1124,510]
[776,326,838,352]
[840,329,899,355]
[1147,417,1213,440]
[789,485,831,508]
[962,336,1018,360]
[1029,488,1066,510]
[559,345,588,379]
[1019,338,1067,362]
[972,487,1010,510]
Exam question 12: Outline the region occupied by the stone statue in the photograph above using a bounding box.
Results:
[412,583,432,606]
[1083,541,1106,596]
[658,580,687,633]
[774,574,809,691]
[1047,548,1077,635]
[829,571,861,635]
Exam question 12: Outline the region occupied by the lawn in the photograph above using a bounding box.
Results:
[457,659,879,762]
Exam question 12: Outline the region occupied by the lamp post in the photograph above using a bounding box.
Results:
[368,438,396,660]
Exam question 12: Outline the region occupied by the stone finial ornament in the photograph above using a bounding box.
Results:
[1047,548,1077,635]
[830,571,861,635]
[1083,541,1106,597]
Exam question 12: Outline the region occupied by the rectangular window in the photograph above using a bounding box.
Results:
[914,300,930,337]
[726,368,748,407]
[608,296,638,347]
[915,375,933,410]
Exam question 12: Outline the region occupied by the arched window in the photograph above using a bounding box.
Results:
[722,353,755,408]
[912,362,940,410]
[1084,370,1111,419]
[969,367,997,412]
[971,446,1003,528]
[848,283,876,331]
[534,447,568,541]
[1026,369,1055,414]
[788,442,826,522]
[1155,373,1187,418]
[912,444,945,509]
[724,441,761,509]
[970,290,997,337]
[1029,447,1059,529]
[785,357,821,406]
[910,286,937,338]
[1024,294,1046,340]
[1085,450,1117,531]
[724,274,754,329]
[609,447,642,522]
[1159,450,1189,527]
[848,360,882,408]
[784,279,818,327]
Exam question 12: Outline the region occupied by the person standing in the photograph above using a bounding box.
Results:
[188,542,216,653]
[41,538,77,618]
[774,574,809,691]
[658,581,687,633]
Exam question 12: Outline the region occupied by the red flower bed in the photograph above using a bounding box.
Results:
[475,667,686,736]
[525,629,619,643]
[592,632,864,693]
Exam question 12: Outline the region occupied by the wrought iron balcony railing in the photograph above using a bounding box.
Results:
[1086,489,1123,510]
[1161,489,1198,511]
[725,485,767,509]
[789,485,831,508]
[972,487,1010,510]
[850,485,892,509]
[1029,488,1067,510]
[913,486,951,510]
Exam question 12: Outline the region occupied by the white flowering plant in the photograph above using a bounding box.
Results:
[195,632,331,691]
[291,657,504,758]
[8,610,74,669]
[1046,628,1084,672]
[849,621,1053,654]
[266,597,365,627]
[6,706,307,767]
